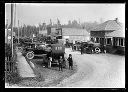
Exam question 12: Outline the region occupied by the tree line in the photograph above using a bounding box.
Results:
[6,24,39,38]
[5,19,100,38]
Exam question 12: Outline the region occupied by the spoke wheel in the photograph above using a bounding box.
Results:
[26,51,34,59]
[95,47,101,54]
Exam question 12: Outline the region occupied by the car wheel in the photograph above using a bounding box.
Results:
[26,51,34,59]
[95,47,101,54]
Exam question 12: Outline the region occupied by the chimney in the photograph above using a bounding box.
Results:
[115,18,119,23]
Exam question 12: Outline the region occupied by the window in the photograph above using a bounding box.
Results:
[121,39,123,46]
[55,46,62,50]
[118,38,125,47]
[96,37,99,43]
[56,36,62,39]
[124,39,125,46]
[91,37,94,42]
[113,38,118,46]
[106,38,111,45]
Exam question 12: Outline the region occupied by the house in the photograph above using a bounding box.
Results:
[90,18,122,45]
[105,28,125,54]
[62,28,90,43]
[90,18,124,54]
[39,29,47,35]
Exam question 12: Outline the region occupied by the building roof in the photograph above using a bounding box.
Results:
[39,30,47,35]
[50,28,59,36]
[91,19,122,31]
[62,28,90,36]
[106,28,125,38]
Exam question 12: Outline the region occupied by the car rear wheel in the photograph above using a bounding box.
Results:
[26,51,34,59]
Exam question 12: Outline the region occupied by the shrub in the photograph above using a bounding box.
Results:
[5,44,21,84]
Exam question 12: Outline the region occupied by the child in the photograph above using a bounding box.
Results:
[67,54,73,70]
[58,56,63,71]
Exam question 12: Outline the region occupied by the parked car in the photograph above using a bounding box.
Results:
[50,44,66,67]
[23,42,66,68]
[73,41,81,51]
[82,41,101,54]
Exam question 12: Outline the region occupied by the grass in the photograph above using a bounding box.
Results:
[5,44,78,87]
[5,44,21,85]
[15,58,77,87]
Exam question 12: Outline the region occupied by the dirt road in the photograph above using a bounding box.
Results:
[57,48,125,88]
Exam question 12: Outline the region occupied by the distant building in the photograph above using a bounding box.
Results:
[62,28,90,43]
[5,29,15,44]
[39,30,47,35]
[47,27,51,35]
[39,22,47,35]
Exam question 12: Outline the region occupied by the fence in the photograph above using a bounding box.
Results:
[5,61,17,73]
[5,44,20,83]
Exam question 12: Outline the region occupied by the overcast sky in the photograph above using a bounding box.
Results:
[5,3,125,27]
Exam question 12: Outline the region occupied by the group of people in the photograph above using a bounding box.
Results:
[48,54,73,71]
[58,54,73,71]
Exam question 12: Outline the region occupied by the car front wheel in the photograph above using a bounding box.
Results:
[26,51,34,59]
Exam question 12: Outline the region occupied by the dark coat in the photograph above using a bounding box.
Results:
[68,57,73,66]
[59,58,63,65]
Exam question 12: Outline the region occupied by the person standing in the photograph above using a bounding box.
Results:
[58,56,63,71]
[80,44,83,55]
[72,44,74,51]
[67,54,73,70]
[104,45,107,53]
[48,57,52,68]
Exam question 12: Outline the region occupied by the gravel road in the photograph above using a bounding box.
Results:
[56,48,125,88]
[6,48,125,88]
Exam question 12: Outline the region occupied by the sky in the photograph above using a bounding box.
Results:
[5,3,125,27]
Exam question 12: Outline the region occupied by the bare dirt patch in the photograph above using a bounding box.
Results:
[15,59,77,87]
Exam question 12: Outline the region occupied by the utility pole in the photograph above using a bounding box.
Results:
[11,3,14,58]
[50,19,52,27]
[14,4,16,27]
[18,20,19,43]
[6,19,8,43]
[21,22,22,38]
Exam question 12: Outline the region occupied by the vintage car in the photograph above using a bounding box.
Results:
[23,42,66,67]
[23,42,49,58]
[50,44,66,67]
[73,41,82,51]
[81,41,102,54]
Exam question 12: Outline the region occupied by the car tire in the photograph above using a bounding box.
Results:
[26,51,34,59]
[95,47,101,54]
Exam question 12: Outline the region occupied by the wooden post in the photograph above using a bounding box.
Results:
[11,3,14,58]
[111,37,113,46]
[18,20,19,43]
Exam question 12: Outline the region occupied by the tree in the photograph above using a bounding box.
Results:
[84,21,99,32]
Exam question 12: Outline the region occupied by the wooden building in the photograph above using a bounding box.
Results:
[90,18,124,54]
[5,29,15,44]
[62,28,90,43]
[106,28,125,54]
